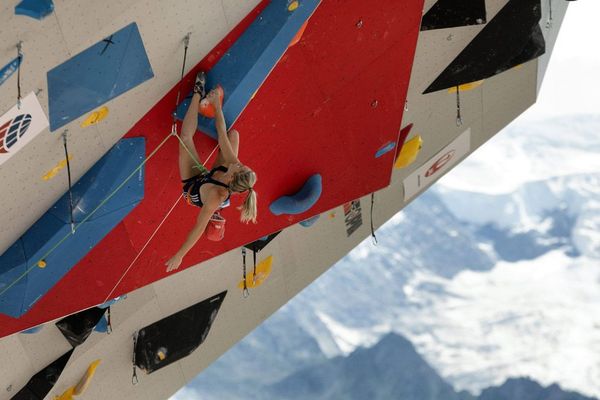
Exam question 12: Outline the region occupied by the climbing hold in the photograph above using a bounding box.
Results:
[80,106,109,127]
[47,23,154,131]
[238,256,273,289]
[299,215,320,227]
[12,349,73,399]
[73,360,101,395]
[42,155,73,181]
[56,307,108,347]
[288,1,299,11]
[156,348,168,361]
[447,80,484,93]
[22,325,43,334]
[54,359,101,399]
[134,291,227,374]
[375,142,396,158]
[270,174,322,216]
[395,135,423,169]
[37,259,46,268]
[198,85,224,118]
[15,0,54,20]
[289,21,308,47]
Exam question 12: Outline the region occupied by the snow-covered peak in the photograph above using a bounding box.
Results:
[438,115,600,195]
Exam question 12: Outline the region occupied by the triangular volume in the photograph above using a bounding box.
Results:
[11,349,73,400]
[244,231,282,253]
[424,0,545,94]
[421,0,487,31]
[134,291,227,374]
[56,307,107,347]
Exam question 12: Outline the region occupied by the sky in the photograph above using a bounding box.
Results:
[520,1,600,122]
[439,1,600,193]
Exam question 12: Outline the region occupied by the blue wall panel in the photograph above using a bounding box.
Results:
[0,138,145,318]
[175,0,321,139]
[47,23,154,131]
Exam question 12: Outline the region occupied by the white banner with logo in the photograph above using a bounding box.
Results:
[403,128,471,201]
[0,92,49,167]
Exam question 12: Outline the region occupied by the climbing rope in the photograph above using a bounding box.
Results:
[370,193,378,245]
[455,85,463,127]
[0,132,173,299]
[132,332,139,385]
[106,307,112,334]
[16,42,22,109]
[546,0,553,28]
[104,192,182,302]
[252,248,257,284]
[62,130,75,234]
[0,33,218,302]
[241,248,249,298]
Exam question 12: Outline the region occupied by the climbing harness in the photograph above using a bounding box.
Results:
[62,130,75,234]
[370,193,378,245]
[131,332,139,385]
[16,42,23,109]
[241,248,250,298]
[455,85,463,127]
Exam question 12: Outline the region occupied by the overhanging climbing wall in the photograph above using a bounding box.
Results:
[0,0,423,337]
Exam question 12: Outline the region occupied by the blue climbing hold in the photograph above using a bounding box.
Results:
[15,0,54,20]
[270,174,322,216]
[22,325,43,334]
[375,141,396,158]
[94,314,109,333]
[299,215,320,227]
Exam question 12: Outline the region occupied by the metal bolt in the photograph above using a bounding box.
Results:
[356,19,363,28]
[371,100,378,108]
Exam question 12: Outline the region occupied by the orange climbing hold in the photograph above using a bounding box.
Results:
[289,21,308,47]
[198,85,224,118]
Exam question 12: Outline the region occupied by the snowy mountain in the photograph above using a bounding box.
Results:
[269,333,597,400]
[173,115,600,400]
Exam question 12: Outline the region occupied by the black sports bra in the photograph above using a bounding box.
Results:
[182,166,231,208]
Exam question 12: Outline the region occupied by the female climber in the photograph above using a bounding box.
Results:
[165,72,258,272]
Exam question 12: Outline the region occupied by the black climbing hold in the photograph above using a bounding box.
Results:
[424,0,545,94]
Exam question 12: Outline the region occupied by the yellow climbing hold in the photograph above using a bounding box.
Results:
[42,155,73,181]
[238,255,273,289]
[81,106,109,128]
[73,359,101,395]
[288,1,299,11]
[447,80,484,93]
[54,387,75,400]
[55,359,101,399]
[394,135,423,169]
[328,212,336,219]
[37,260,47,268]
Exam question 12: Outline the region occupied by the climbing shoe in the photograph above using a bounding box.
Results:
[193,71,207,97]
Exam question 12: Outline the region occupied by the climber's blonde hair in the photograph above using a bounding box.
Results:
[229,169,257,223]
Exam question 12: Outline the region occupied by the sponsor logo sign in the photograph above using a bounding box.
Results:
[343,199,363,237]
[403,128,470,201]
[0,92,49,166]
